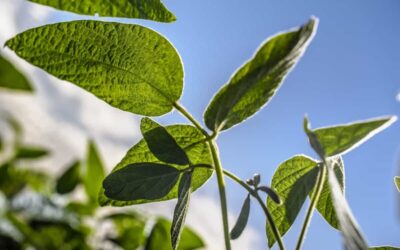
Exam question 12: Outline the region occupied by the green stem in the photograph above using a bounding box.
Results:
[192,165,285,250]
[174,102,231,250]
[223,170,285,250]
[295,163,327,250]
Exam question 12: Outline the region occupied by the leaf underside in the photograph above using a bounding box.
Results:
[28,0,176,22]
[204,17,318,132]
[394,176,400,192]
[6,20,183,116]
[266,155,319,247]
[99,124,213,206]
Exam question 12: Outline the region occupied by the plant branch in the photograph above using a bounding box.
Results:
[192,164,285,250]
[173,102,231,250]
[295,163,327,250]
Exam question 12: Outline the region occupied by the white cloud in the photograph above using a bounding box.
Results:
[0,0,263,248]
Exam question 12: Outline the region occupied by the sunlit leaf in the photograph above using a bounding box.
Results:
[56,161,81,194]
[204,18,317,132]
[28,0,176,22]
[306,116,397,158]
[326,158,369,250]
[171,171,192,250]
[312,157,345,229]
[103,163,180,201]
[266,155,319,247]
[0,54,32,92]
[230,194,250,240]
[395,176,400,192]
[141,118,189,165]
[6,20,184,116]
[99,125,213,206]
[145,218,205,250]
[83,141,105,202]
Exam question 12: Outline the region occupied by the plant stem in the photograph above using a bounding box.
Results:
[223,170,286,250]
[173,102,231,250]
[208,141,232,250]
[192,165,285,250]
[295,163,327,250]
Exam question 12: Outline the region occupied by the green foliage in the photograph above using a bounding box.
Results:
[145,218,205,250]
[230,194,250,240]
[141,118,190,165]
[171,171,193,250]
[15,146,48,159]
[306,116,397,158]
[83,141,105,203]
[370,247,400,250]
[56,160,81,194]
[6,20,184,116]
[266,155,319,247]
[311,157,344,229]
[103,163,181,201]
[0,54,33,92]
[204,18,317,132]
[325,158,369,250]
[99,124,213,206]
[395,176,400,192]
[28,0,176,22]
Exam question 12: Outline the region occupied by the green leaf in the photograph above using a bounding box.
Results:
[204,18,317,132]
[141,118,189,165]
[15,146,48,159]
[99,124,213,206]
[266,155,319,247]
[171,171,192,250]
[395,176,400,192]
[230,194,251,240]
[0,54,33,92]
[326,158,369,250]
[83,141,105,202]
[28,0,176,22]
[312,157,345,230]
[66,202,96,216]
[56,160,81,194]
[145,218,205,250]
[103,162,180,201]
[370,247,400,250]
[258,186,281,204]
[308,116,397,158]
[106,212,146,249]
[6,20,184,116]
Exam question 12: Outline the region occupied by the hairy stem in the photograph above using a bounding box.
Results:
[174,102,231,250]
[192,165,285,250]
[295,163,327,250]
[223,170,285,250]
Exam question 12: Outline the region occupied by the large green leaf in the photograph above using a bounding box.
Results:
[141,118,189,165]
[56,160,81,194]
[6,20,184,116]
[99,124,213,206]
[266,155,319,247]
[145,218,205,250]
[326,158,369,250]
[312,157,345,230]
[395,176,400,192]
[103,163,180,201]
[171,171,192,250]
[83,141,105,202]
[0,54,32,91]
[309,116,397,157]
[230,194,250,240]
[204,18,317,132]
[28,0,176,22]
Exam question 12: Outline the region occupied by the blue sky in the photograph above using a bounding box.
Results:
[3,0,400,249]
